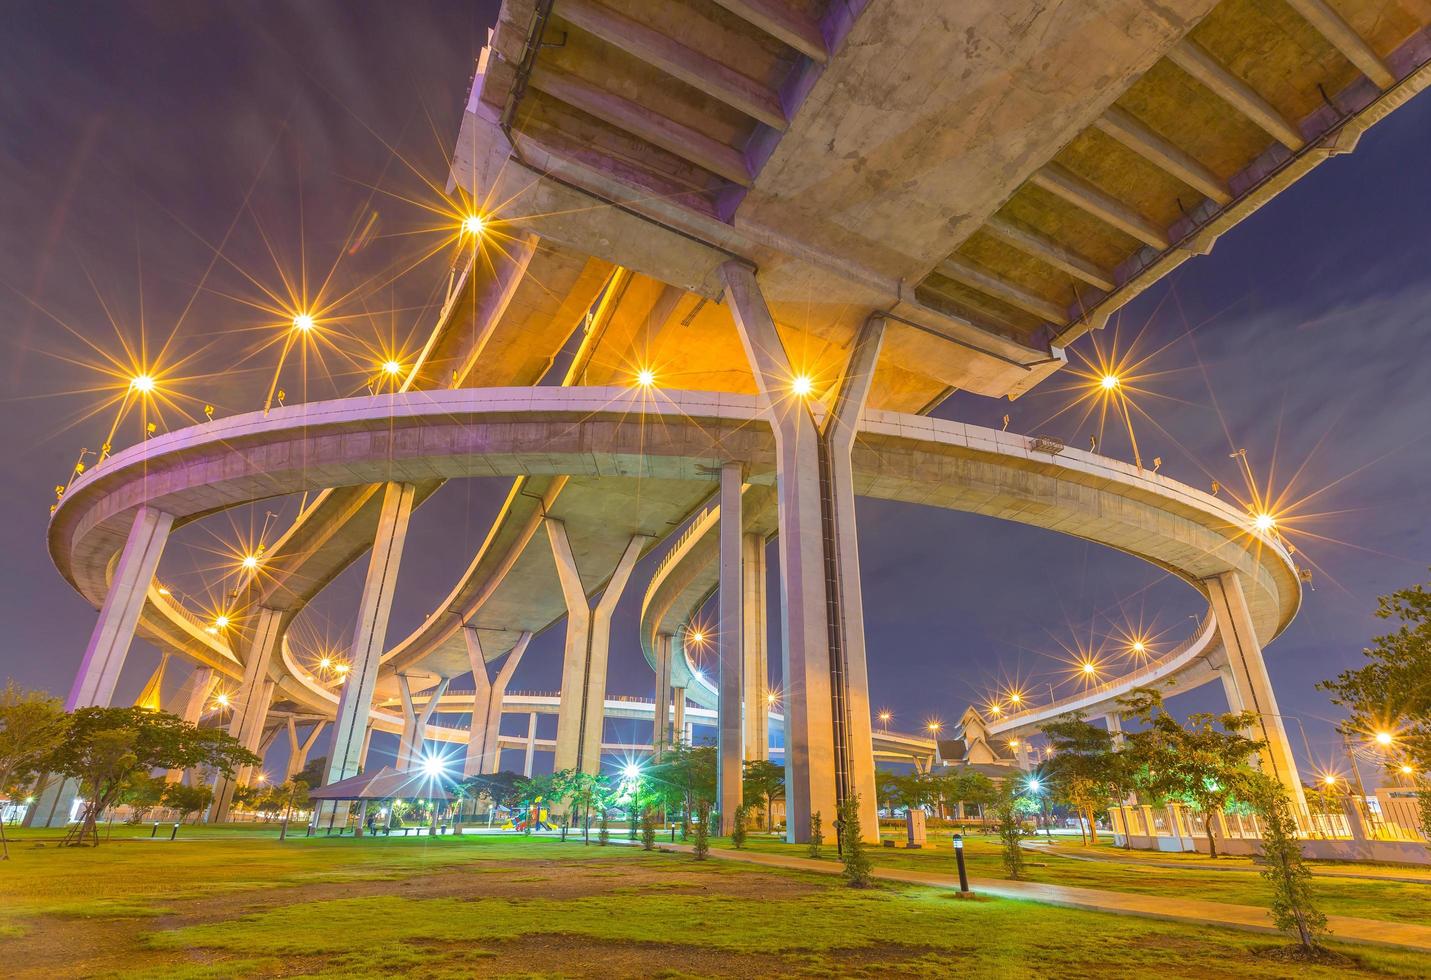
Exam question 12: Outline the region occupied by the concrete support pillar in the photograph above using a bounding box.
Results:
[248,725,281,785]
[211,605,283,822]
[672,688,686,745]
[172,666,217,724]
[717,461,744,834]
[359,724,374,772]
[741,533,769,761]
[166,667,218,783]
[1206,571,1306,813]
[324,482,416,811]
[397,674,450,769]
[653,633,673,752]
[286,719,328,780]
[463,629,531,777]
[547,521,648,774]
[31,507,175,828]
[722,261,883,844]
[68,505,175,710]
[523,712,538,777]
[1105,711,1125,748]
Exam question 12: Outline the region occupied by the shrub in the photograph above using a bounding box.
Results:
[807,810,824,858]
[730,804,747,849]
[838,794,872,887]
[693,800,710,860]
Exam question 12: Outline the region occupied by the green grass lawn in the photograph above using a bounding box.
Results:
[2,827,1430,978]
[732,830,1431,924]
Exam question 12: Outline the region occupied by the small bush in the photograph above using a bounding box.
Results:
[839,794,872,887]
[731,804,747,849]
[807,810,824,858]
[640,807,657,851]
[693,801,710,860]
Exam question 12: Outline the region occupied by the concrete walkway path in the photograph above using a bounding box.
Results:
[659,842,1431,954]
[1025,840,1431,885]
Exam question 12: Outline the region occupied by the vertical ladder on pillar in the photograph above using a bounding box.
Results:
[815,440,853,808]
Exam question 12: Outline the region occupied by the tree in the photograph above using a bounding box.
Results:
[162,782,213,823]
[1247,773,1326,952]
[990,780,1036,879]
[838,793,872,887]
[119,772,167,823]
[730,803,747,848]
[807,810,824,858]
[0,683,70,859]
[296,755,327,789]
[692,799,710,860]
[742,759,784,831]
[597,805,610,845]
[944,770,997,821]
[882,771,939,814]
[640,806,657,851]
[1319,575,1431,838]
[649,743,716,833]
[1121,689,1263,858]
[48,707,259,846]
[1040,714,1129,845]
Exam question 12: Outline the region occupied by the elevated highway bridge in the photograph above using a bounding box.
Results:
[35,0,1431,840]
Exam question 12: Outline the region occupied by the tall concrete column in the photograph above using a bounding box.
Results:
[822,314,885,841]
[211,605,283,822]
[31,507,175,828]
[359,724,374,771]
[672,688,686,745]
[717,461,744,834]
[166,666,218,783]
[547,521,648,774]
[397,674,450,769]
[286,719,328,780]
[463,629,532,776]
[68,505,175,710]
[1207,571,1307,813]
[722,261,883,843]
[523,712,538,777]
[1105,712,1125,748]
[652,633,673,752]
[741,533,769,760]
[324,482,416,804]
[172,666,217,724]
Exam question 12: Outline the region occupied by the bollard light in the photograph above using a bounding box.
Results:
[952,833,971,894]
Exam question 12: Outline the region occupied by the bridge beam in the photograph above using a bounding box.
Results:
[1207,572,1307,813]
[717,461,744,834]
[722,262,882,843]
[286,718,328,781]
[31,506,174,828]
[397,674,450,769]
[463,629,532,776]
[323,482,416,821]
[548,522,649,775]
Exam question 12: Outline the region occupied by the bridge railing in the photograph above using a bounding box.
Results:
[991,614,1215,728]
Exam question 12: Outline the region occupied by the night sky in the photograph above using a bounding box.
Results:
[3,2,1428,782]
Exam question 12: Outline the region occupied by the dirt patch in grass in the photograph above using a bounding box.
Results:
[1,915,215,979]
[146,856,820,930]
[0,853,832,978]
